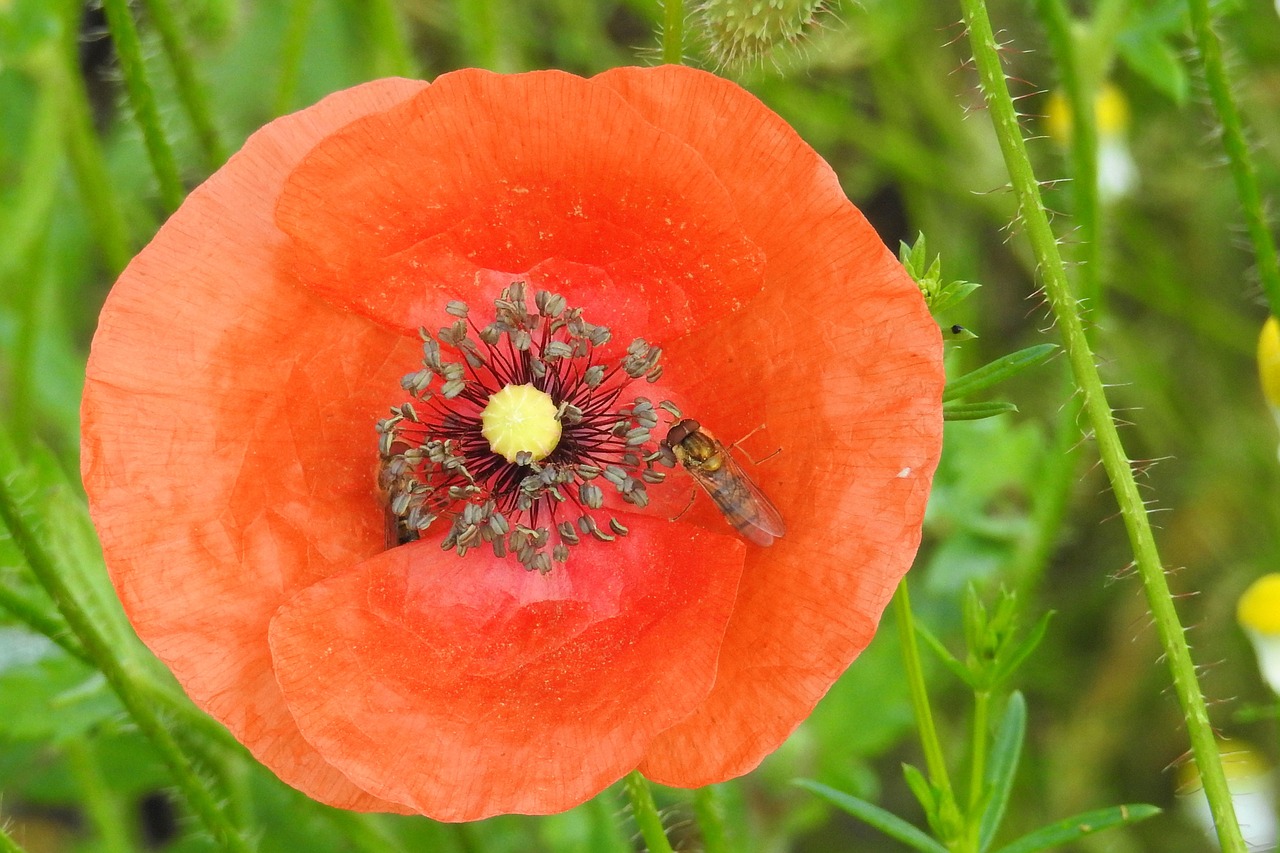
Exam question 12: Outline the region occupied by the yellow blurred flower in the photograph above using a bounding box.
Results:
[1177,738,1277,851]
[1239,573,1280,694]
[1045,83,1136,201]
[1260,317,1280,460]
[1258,317,1280,408]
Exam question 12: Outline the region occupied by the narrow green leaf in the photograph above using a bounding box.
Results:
[993,611,1054,686]
[1117,28,1188,104]
[929,282,982,315]
[795,780,948,853]
[899,232,927,274]
[979,691,1027,851]
[962,582,987,661]
[943,402,1018,421]
[992,804,1161,853]
[901,763,939,819]
[943,344,1057,402]
[913,621,974,687]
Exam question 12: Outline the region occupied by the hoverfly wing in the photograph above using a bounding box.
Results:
[700,450,786,547]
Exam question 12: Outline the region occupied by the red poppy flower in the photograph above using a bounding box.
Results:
[82,67,943,821]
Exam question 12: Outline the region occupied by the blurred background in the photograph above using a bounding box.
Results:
[1,0,1279,849]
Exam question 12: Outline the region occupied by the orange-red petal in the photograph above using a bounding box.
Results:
[82,78,431,812]
[274,69,766,342]
[595,65,944,785]
[268,517,744,820]
[83,65,942,818]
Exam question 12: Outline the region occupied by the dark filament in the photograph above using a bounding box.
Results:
[376,282,672,573]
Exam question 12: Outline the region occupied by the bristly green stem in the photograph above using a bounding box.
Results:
[662,0,685,65]
[0,446,253,853]
[66,737,133,853]
[2,69,63,452]
[137,0,228,171]
[956,0,1247,850]
[622,771,675,853]
[692,784,731,853]
[99,0,185,212]
[61,44,134,274]
[0,579,85,662]
[0,821,28,853]
[1185,0,1280,317]
[894,582,955,805]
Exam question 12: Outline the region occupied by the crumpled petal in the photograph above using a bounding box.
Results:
[596,66,943,785]
[83,78,430,812]
[269,516,744,820]
[274,70,767,343]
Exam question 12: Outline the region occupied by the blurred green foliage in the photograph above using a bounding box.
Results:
[2,0,1279,850]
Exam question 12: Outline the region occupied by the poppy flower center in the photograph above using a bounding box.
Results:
[480,384,562,463]
[376,282,675,573]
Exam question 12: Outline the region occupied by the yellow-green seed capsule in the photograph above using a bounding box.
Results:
[695,0,827,66]
[481,384,562,463]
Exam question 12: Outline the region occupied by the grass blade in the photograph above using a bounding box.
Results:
[796,780,949,853]
[991,804,1161,853]
[979,691,1027,850]
[943,345,1057,402]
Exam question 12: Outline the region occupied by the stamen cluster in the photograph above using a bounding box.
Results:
[376,282,674,572]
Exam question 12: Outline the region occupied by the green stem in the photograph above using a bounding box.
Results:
[325,811,411,853]
[894,581,954,799]
[0,821,28,853]
[61,45,134,274]
[1033,0,1101,320]
[0,580,85,663]
[137,0,228,170]
[967,690,990,817]
[65,738,133,853]
[692,785,731,853]
[662,0,685,64]
[0,444,252,853]
[0,546,242,758]
[2,76,63,452]
[275,0,315,115]
[454,0,515,71]
[622,771,675,853]
[1185,0,1280,316]
[100,0,185,212]
[366,0,417,78]
[1013,377,1081,596]
[956,1,1247,850]
[0,61,64,277]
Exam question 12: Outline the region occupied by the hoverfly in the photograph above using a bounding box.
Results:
[662,418,786,547]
